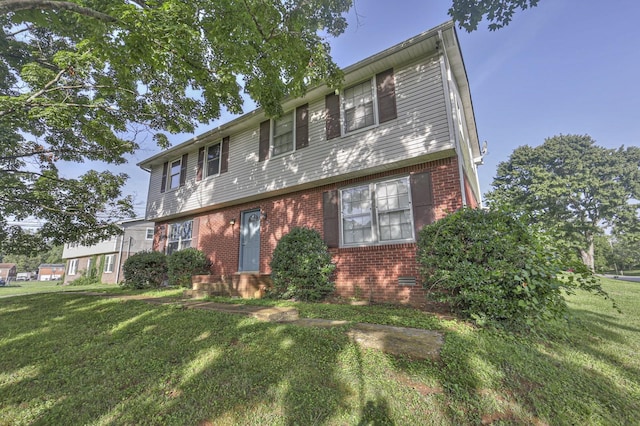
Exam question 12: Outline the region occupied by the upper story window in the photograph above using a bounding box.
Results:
[259,104,308,162]
[160,153,188,193]
[343,79,376,133]
[325,69,397,141]
[272,113,294,156]
[167,219,193,255]
[168,158,182,190]
[340,176,414,246]
[206,142,221,177]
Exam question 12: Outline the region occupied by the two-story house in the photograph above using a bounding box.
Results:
[62,218,155,284]
[138,21,482,304]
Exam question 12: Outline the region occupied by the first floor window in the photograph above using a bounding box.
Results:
[104,254,115,273]
[340,176,414,246]
[68,259,78,276]
[145,228,154,240]
[167,220,193,255]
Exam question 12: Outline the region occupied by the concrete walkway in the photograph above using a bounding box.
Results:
[93,294,444,360]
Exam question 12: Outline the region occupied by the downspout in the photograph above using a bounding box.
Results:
[438,30,467,207]
[115,234,125,283]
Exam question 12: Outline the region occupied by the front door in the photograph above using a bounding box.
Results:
[239,209,261,272]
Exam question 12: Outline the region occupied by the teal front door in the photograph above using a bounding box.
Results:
[239,209,261,272]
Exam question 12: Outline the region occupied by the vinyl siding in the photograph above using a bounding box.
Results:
[146,55,452,220]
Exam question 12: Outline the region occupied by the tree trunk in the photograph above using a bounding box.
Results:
[580,233,595,272]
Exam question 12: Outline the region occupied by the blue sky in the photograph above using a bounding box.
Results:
[122,0,640,215]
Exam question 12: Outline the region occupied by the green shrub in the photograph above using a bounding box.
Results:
[417,208,603,331]
[122,250,167,289]
[68,273,100,286]
[269,227,336,301]
[167,248,211,288]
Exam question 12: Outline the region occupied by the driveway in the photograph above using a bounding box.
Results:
[601,274,640,283]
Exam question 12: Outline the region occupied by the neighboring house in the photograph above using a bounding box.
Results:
[62,219,155,284]
[138,21,483,304]
[0,263,17,282]
[37,264,65,281]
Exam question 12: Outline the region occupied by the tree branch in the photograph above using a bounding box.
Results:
[0,0,116,22]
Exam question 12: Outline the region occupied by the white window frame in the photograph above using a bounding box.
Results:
[271,111,295,157]
[339,176,414,247]
[145,228,154,240]
[342,77,378,135]
[167,157,182,190]
[166,220,193,255]
[205,142,222,178]
[68,259,78,276]
[104,254,115,273]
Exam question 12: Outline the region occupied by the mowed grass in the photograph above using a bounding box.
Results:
[0,280,117,298]
[0,278,638,425]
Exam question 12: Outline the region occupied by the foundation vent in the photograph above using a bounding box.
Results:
[398,276,417,287]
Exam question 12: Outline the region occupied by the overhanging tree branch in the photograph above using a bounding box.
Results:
[0,0,116,22]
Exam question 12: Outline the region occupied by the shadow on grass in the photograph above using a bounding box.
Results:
[0,294,355,424]
[389,304,640,425]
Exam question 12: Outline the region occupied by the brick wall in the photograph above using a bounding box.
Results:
[159,156,464,305]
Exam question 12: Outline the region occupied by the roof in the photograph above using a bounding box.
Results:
[137,20,480,170]
[38,264,65,268]
[0,263,17,268]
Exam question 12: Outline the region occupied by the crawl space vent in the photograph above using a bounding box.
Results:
[398,276,417,287]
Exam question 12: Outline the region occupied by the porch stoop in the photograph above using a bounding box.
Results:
[184,273,272,299]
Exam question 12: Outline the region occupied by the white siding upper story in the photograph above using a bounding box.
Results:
[140,21,481,221]
[62,220,155,259]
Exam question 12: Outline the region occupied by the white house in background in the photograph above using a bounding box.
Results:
[62,218,155,284]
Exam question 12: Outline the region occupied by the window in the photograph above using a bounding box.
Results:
[145,228,154,240]
[104,254,115,273]
[167,220,193,255]
[343,79,375,133]
[168,158,182,190]
[68,259,78,276]
[272,112,294,156]
[206,142,221,177]
[340,177,414,246]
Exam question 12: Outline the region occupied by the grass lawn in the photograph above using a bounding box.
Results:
[0,278,638,425]
[0,280,120,298]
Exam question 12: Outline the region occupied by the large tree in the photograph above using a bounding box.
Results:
[449,0,540,31]
[0,0,542,255]
[487,134,640,270]
[0,0,351,254]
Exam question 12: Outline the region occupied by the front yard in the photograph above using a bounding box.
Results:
[0,278,638,425]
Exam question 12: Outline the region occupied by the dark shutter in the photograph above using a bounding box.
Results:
[295,104,309,150]
[160,161,168,193]
[376,68,397,123]
[179,153,188,187]
[191,217,200,249]
[259,120,270,162]
[221,136,230,173]
[323,190,339,248]
[196,147,205,181]
[410,171,435,234]
[325,93,341,140]
[155,223,167,251]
